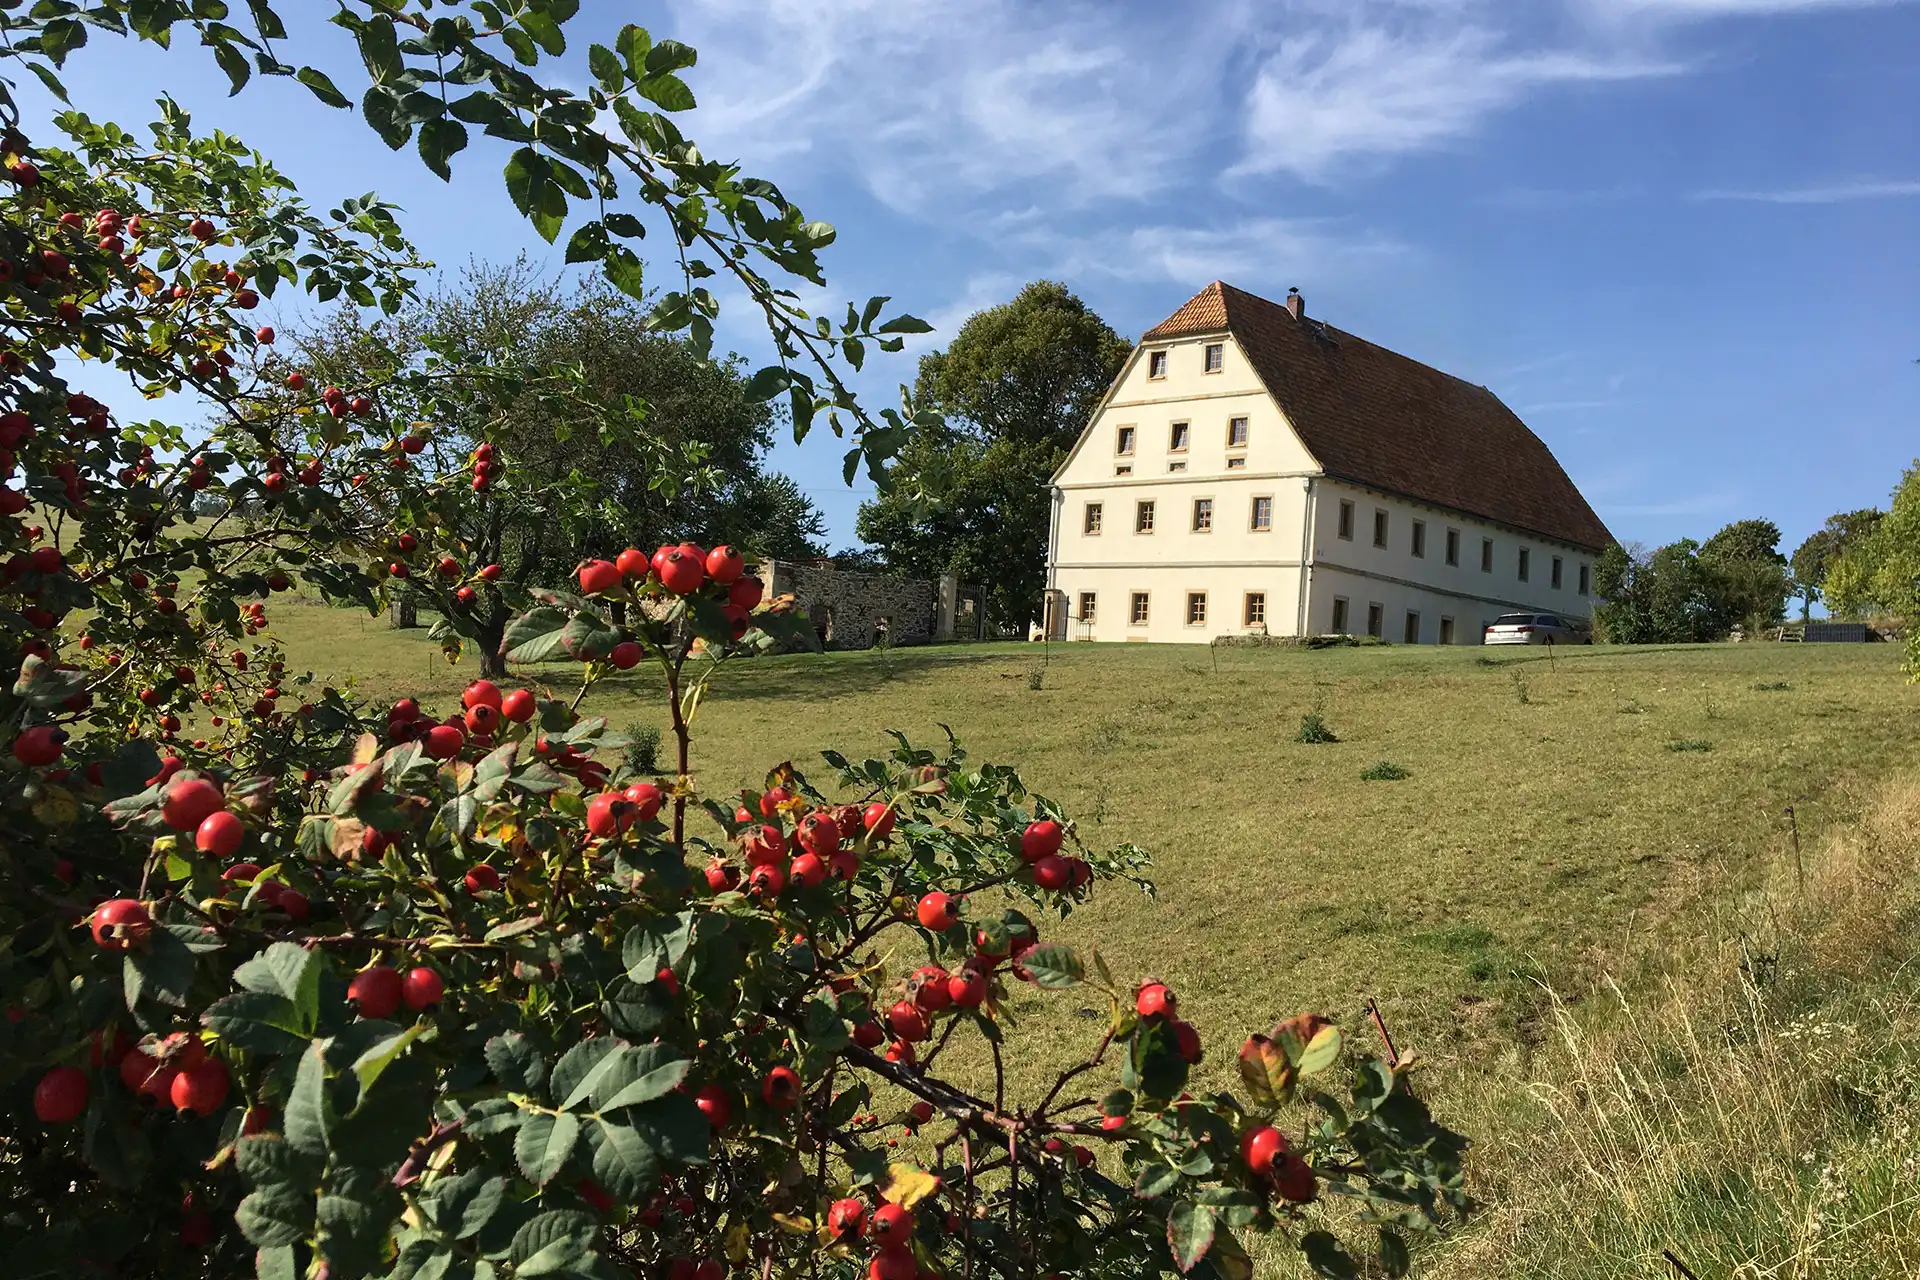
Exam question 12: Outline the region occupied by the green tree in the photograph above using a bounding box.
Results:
[1790,508,1884,618]
[1697,518,1790,634]
[858,281,1130,629]
[1824,462,1920,676]
[292,262,828,672]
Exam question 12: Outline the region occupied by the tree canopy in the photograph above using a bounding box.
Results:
[857,281,1130,628]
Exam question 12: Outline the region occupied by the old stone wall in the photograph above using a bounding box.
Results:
[759,561,937,650]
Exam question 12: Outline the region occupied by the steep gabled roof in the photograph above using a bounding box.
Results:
[1142,282,1613,552]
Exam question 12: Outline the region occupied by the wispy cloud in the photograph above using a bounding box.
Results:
[1235,25,1681,181]
[1009,216,1411,292]
[1691,178,1920,203]
[1587,0,1903,17]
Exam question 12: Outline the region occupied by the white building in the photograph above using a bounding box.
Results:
[1043,282,1612,644]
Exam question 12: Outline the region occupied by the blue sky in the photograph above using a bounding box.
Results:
[18,0,1920,557]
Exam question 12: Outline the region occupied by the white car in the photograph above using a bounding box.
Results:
[1483,613,1592,645]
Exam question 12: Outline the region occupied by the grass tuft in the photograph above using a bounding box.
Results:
[1360,760,1412,781]
[1753,680,1792,692]
[1295,709,1339,744]
[1667,739,1715,753]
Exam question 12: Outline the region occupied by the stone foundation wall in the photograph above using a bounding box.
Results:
[759,561,937,650]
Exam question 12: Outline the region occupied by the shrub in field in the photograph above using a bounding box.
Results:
[1360,762,1413,782]
[1294,708,1338,745]
[0,6,1468,1279]
[623,723,664,777]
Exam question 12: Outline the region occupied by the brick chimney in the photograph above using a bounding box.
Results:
[1285,287,1304,320]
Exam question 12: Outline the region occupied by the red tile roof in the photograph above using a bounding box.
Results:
[1142,282,1613,551]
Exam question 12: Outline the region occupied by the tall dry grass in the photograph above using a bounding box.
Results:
[1433,778,1920,1278]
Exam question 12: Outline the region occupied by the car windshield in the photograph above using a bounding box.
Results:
[1493,614,1537,626]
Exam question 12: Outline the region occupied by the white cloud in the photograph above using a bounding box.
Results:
[1235,23,1680,181]
[1588,0,1901,16]
[1691,178,1920,202]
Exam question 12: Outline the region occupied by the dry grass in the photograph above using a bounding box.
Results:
[1434,776,1920,1279]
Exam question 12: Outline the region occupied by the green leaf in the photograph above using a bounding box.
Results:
[1167,1200,1216,1273]
[622,914,693,982]
[203,991,305,1055]
[627,1092,710,1165]
[235,1182,314,1248]
[521,12,566,56]
[511,1209,598,1276]
[357,15,403,83]
[317,1166,402,1277]
[234,942,323,1031]
[463,1098,530,1139]
[298,65,352,108]
[644,40,697,75]
[556,1041,636,1111]
[284,1043,333,1160]
[636,73,695,112]
[504,147,546,216]
[604,245,645,300]
[418,1168,508,1241]
[1237,1034,1293,1108]
[743,365,790,402]
[558,611,618,662]
[875,313,935,335]
[615,24,652,77]
[351,1023,426,1095]
[1298,1024,1344,1076]
[587,43,624,90]
[124,925,197,1009]
[1019,944,1086,989]
[502,606,572,663]
[418,116,469,180]
[564,220,608,264]
[1301,1231,1361,1279]
[586,1116,661,1202]
[237,1134,322,1191]
[514,1111,581,1186]
[596,1045,690,1112]
[1378,1229,1411,1278]
[1135,1162,1182,1198]
[485,1032,549,1093]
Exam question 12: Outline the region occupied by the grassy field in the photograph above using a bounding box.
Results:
[273,598,1920,1274]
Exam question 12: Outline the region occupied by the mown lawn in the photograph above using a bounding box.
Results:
[275,598,1919,1083]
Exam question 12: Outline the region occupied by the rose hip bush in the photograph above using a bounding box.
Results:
[0,5,1469,1279]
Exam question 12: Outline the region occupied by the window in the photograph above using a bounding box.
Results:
[1244,592,1266,626]
[1579,563,1591,596]
[1404,611,1421,644]
[1373,509,1388,548]
[1079,592,1096,623]
[1191,499,1213,532]
[1114,464,1132,476]
[1250,496,1273,531]
[1204,343,1224,373]
[1186,592,1208,626]
[1083,503,1103,535]
[1338,500,1355,541]
[1366,603,1384,638]
[1518,547,1531,582]
[1130,592,1150,625]
[1481,538,1494,573]
[1445,528,1460,567]
[1135,500,1156,533]
[1412,520,1427,559]
[1551,556,1563,589]
[1227,416,1249,448]
[1331,597,1349,634]
[1440,616,1455,645]
[1169,422,1190,452]
[1167,460,1187,473]
[1116,425,1136,456]
[1226,456,1246,470]
[1148,351,1168,379]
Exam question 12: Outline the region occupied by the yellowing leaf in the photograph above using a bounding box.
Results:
[331,817,367,861]
[1298,1024,1344,1076]
[351,732,380,765]
[881,1164,941,1209]
[31,785,78,828]
[770,1213,814,1235]
[724,1223,750,1264]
